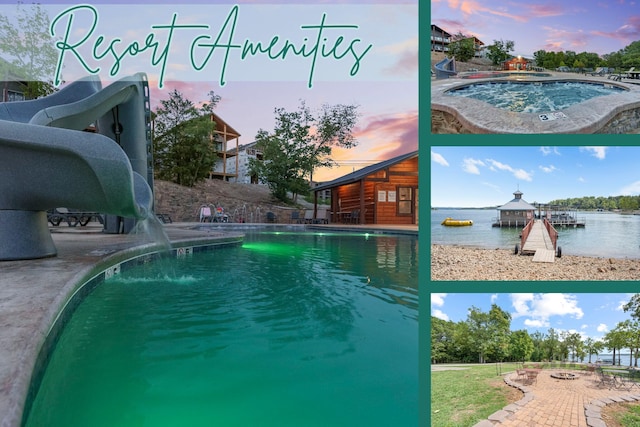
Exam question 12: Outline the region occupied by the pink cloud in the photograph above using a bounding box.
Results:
[353,111,418,158]
[447,0,529,22]
[383,51,418,77]
[591,16,640,42]
[521,4,564,18]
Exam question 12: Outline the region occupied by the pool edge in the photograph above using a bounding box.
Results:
[3,229,242,427]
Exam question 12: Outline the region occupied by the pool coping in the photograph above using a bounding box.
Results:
[0,225,243,427]
[431,73,640,133]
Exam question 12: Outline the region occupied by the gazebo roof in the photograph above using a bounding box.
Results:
[498,196,536,211]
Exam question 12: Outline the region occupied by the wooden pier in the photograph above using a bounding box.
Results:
[519,219,559,263]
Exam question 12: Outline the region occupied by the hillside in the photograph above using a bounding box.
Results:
[154,179,308,223]
[431,52,495,73]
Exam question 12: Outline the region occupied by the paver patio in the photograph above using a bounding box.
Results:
[474,368,640,427]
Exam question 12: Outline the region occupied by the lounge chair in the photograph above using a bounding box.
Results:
[620,66,636,79]
[313,208,329,224]
[587,67,605,76]
[303,209,314,224]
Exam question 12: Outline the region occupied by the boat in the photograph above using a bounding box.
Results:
[441,217,473,226]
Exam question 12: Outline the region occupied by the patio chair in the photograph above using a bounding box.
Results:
[198,205,213,222]
[266,211,277,223]
[347,209,360,224]
[515,369,528,383]
[290,210,302,224]
[596,367,616,389]
[525,370,539,385]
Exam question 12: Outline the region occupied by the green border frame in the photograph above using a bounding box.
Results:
[422,3,640,427]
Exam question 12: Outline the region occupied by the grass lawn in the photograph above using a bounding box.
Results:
[430,363,522,427]
[603,402,640,427]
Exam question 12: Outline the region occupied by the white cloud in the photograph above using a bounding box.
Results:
[511,293,584,327]
[486,159,533,181]
[431,293,447,307]
[581,324,588,330]
[619,181,640,195]
[540,146,560,156]
[491,294,498,303]
[578,177,586,183]
[597,323,608,333]
[539,165,557,173]
[524,318,548,328]
[462,158,485,175]
[432,309,449,321]
[580,146,607,159]
[431,151,449,167]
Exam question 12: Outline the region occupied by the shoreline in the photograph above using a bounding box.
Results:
[431,244,640,281]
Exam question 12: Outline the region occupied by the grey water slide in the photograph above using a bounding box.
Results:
[434,57,457,79]
[0,73,154,260]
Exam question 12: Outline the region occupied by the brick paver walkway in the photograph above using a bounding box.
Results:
[473,369,640,427]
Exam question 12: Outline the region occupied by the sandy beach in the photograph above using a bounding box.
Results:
[431,244,640,281]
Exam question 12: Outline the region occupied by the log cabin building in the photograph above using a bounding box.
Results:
[312,150,418,225]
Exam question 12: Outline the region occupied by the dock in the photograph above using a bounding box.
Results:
[519,219,558,263]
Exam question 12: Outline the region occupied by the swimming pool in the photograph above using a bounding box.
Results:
[431,75,640,133]
[24,230,418,427]
[446,81,625,113]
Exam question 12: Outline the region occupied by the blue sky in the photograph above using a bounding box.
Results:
[431,293,637,344]
[431,146,640,208]
[431,0,640,58]
[0,1,417,181]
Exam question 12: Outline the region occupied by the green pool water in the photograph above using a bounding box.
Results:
[25,231,418,427]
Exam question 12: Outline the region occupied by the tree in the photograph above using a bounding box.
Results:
[509,330,534,363]
[249,101,359,203]
[153,89,221,187]
[447,32,475,62]
[564,332,583,362]
[584,337,604,364]
[485,39,515,66]
[0,3,58,98]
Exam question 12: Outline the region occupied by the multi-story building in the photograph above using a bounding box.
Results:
[431,25,485,58]
[431,24,451,53]
[224,141,265,184]
[209,112,240,181]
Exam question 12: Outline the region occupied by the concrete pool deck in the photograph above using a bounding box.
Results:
[431,71,640,133]
[0,222,417,426]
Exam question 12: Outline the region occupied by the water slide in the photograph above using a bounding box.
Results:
[434,57,457,79]
[0,73,154,260]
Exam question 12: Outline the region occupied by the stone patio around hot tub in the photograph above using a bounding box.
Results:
[431,72,640,134]
[473,368,640,427]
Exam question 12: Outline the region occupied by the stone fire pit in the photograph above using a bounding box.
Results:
[551,372,579,380]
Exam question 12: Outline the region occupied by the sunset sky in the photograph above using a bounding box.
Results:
[0,0,418,182]
[431,0,640,57]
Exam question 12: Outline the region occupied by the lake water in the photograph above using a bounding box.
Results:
[431,209,640,259]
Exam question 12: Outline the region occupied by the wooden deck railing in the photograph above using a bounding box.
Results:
[543,219,558,249]
[520,218,535,249]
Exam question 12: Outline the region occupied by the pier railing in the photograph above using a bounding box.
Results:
[543,218,559,249]
[520,219,535,249]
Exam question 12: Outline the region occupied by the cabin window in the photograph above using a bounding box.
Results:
[397,187,413,215]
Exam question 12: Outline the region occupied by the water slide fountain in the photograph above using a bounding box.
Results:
[0,72,154,260]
